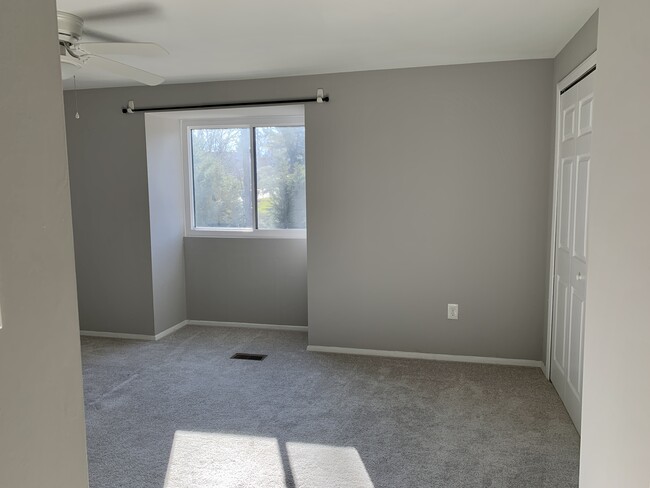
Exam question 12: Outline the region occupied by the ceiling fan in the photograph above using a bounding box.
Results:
[57,4,168,86]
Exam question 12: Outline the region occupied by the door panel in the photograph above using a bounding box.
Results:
[553,276,569,376]
[558,158,575,251]
[568,290,585,397]
[578,95,594,136]
[562,106,576,141]
[550,68,595,433]
[573,156,591,264]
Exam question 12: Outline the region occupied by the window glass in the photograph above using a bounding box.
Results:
[255,127,306,230]
[190,128,253,229]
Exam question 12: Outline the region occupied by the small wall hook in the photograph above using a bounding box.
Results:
[127,100,135,114]
[316,89,324,103]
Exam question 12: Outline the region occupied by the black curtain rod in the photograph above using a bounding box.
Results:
[560,65,596,95]
[122,96,329,114]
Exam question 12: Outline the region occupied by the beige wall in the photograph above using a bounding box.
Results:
[579,0,650,485]
[0,1,89,487]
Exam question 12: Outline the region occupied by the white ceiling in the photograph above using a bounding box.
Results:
[57,0,599,89]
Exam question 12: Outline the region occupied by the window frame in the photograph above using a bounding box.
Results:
[181,114,306,239]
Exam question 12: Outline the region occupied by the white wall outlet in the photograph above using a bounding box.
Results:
[447,304,459,320]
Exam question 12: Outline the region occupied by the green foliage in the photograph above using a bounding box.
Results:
[191,126,305,230]
[256,126,306,229]
[191,128,252,228]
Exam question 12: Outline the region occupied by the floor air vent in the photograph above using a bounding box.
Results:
[231,353,267,361]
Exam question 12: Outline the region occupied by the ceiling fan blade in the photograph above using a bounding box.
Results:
[78,42,168,57]
[75,2,160,22]
[83,55,164,86]
[82,28,131,43]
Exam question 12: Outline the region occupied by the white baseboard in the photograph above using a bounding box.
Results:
[80,330,156,341]
[81,320,305,340]
[80,320,189,341]
[154,320,189,340]
[306,345,543,368]
[187,320,308,332]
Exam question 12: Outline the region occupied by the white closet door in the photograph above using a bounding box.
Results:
[551,71,594,433]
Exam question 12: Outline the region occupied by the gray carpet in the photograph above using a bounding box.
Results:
[81,326,579,488]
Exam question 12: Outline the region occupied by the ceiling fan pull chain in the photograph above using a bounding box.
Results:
[73,76,80,119]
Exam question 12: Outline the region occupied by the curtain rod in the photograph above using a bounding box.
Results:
[122,89,329,114]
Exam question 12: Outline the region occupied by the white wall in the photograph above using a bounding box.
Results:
[0,1,89,487]
[579,0,650,486]
[145,115,187,334]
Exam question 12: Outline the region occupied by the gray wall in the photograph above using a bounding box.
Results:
[65,88,155,335]
[145,115,187,334]
[306,60,553,360]
[0,1,89,486]
[554,10,599,83]
[542,10,599,368]
[580,0,650,485]
[65,85,310,333]
[185,238,308,325]
[65,60,552,360]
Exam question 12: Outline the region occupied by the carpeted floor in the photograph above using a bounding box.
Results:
[81,325,579,488]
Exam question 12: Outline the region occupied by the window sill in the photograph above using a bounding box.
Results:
[186,229,306,239]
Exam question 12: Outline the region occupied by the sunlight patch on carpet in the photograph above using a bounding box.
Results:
[287,442,374,488]
[163,431,374,488]
[163,431,285,488]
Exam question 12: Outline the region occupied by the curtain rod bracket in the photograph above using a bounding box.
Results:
[317,89,324,103]
[126,100,135,114]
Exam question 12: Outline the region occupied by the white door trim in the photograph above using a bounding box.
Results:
[545,51,597,379]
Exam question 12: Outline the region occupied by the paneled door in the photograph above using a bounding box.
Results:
[551,67,595,433]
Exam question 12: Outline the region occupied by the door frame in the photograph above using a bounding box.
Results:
[545,51,598,380]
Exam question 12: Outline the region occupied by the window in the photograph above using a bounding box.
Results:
[184,111,306,238]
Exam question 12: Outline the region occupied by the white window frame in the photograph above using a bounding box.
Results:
[182,113,306,239]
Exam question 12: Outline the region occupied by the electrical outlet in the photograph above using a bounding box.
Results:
[447,304,459,320]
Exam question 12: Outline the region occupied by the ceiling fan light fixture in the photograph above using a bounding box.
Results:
[56,10,168,86]
[57,11,84,43]
[60,55,83,80]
